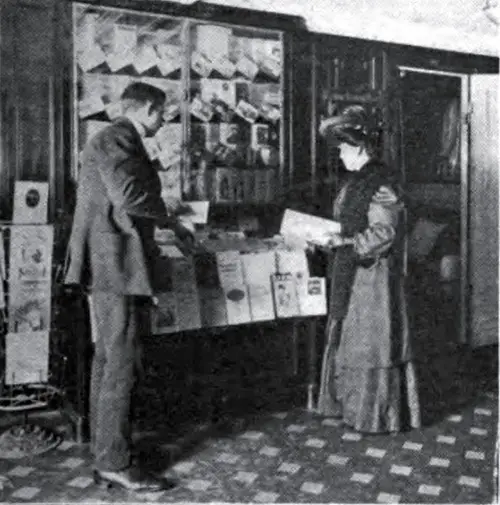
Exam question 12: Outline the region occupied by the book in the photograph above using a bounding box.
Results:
[151,293,179,335]
[280,209,342,246]
[271,273,300,319]
[176,290,202,331]
[296,277,327,316]
[170,255,202,331]
[182,201,210,225]
[242,251,277,322]
[213,167,235,202]
[275,249,309,276]
[13,181,49,224]
[199,286,228,327]
[223,284,252,325]
[216,250,245,287]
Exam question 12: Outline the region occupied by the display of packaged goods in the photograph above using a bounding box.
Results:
[75,5,283,210]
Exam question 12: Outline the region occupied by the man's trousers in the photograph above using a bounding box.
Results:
[89,292,140,471]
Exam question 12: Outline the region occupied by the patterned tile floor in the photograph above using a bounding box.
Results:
[0,386,497,504]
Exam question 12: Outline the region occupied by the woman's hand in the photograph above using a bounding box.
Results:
[372,185,399,206]
[314,233,354,250]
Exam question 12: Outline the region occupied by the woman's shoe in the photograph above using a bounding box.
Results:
[93,466,170,491]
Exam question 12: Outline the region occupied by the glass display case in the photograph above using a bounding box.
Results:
[72,2,284,205]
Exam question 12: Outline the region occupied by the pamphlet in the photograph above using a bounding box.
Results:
[271,273,300,318]
[296,276,327,316]
[280,209,342,246]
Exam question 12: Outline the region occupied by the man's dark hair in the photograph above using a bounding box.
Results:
[120,82,166,111]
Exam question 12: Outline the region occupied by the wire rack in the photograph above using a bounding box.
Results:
[0,221,70,415]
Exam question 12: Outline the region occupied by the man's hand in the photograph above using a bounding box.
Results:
[164,199,193,217]
[173,219,195,250]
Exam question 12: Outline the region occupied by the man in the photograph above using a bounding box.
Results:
[64,82,193,491]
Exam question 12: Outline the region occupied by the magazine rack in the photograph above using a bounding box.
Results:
[0,222,76,457]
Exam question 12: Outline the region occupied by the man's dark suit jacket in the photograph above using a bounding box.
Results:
[64,117,168,295]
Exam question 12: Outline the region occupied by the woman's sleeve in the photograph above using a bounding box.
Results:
[352,201,399,259]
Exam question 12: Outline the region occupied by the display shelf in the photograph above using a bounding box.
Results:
[73,2,285,208]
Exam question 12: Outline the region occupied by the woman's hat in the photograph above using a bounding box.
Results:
[319,105,369,146]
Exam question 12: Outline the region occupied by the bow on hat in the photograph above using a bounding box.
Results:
[319,105,369,141]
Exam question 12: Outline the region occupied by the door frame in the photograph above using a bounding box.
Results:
[397,65,469,346]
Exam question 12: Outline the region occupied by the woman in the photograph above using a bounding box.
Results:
[315,105,421,433]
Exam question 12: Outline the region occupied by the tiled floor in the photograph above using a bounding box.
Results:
[0,390,497,504]
[0,343,498,504]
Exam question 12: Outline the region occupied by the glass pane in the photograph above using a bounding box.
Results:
[186,22,283,203]
[73,3,184,202]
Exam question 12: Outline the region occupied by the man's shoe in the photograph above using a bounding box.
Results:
[93,466,166,491]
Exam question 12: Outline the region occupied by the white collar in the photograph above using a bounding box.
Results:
[128,117,147,139]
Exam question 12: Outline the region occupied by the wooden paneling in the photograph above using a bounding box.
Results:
[468,74,499,347]
[0,0,69,221]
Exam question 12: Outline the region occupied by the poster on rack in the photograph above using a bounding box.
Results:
[8,225,53,333]
[8,281,52,333]
[9,225,53,283]
[5,331,50,385]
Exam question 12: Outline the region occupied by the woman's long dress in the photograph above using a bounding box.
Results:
[317,192,421,433]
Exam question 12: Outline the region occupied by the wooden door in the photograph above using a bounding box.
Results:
[467,74,499,347]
